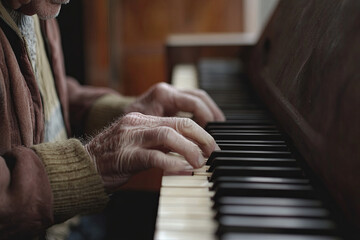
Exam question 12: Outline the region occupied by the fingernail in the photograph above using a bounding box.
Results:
[215,144,221,151]
[198,156,205,167]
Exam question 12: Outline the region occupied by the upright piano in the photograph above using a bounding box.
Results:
[154,0,360,239]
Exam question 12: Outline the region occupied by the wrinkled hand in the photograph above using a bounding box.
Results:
[124,83,225,127]
[85,112,219,192]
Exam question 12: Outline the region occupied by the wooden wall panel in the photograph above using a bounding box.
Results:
[83,1,110,87]
[123,49,166,95]
[122,0,168,46]
[168,0,244,33]
[83,0,244,94]
[117,0,244,95]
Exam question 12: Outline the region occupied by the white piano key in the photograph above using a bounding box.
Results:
[162,177,212,188]
[154,230,216,240]
[157,206,215,219]
[160,187,214,198]
[156,218,217,232]
[171,64,198,90]
[158,196,213,207]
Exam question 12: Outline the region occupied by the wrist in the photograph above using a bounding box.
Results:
[84,142,116,194]
[84,144,98,173]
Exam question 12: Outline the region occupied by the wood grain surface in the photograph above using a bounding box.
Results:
[250,0,360,231]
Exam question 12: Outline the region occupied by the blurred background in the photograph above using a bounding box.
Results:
[57,0,278,96]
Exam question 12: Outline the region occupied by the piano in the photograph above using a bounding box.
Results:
[154,0,360,239]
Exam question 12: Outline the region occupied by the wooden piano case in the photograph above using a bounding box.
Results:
[249,0,360,233]
[165,0,360,237]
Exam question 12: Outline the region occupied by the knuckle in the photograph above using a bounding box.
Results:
[197,89,208,97]
[188,141,200,155]
[153,82,169,95]
[203,135,217,154]
[157,126,176,141]
[147,151,164,167]
[177,117,195,131]
[157,82,169,89]
[208,136,216,149]
[191,97,202,109]
[120,112,145,125]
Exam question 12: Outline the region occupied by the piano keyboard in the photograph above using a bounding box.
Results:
[154,60,344,240]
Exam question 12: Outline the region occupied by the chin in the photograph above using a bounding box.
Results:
[37,6,61,19]
[19,2,62,19]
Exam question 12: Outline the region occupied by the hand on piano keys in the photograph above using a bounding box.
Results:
[124,82,225,127]
[85,112,220,193]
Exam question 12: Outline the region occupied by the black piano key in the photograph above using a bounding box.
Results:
[217,216,337,235]
[216,205,330,219]
[209,129,280,134]
[206,124,277,131]
[218,143,288,151]
[221,232,342,240]
[207,112,269,119]
[214,197,322,208]
[213,183,314,200]
[223,112,271,120]
[210,166,305,182]
[208,157,297,172]
[207,150,293,165]
[216,140,286,145]
[213,176,309,184]
[209,119,275,125]
[212,132,283,141]
[225,116,274,123]
[224,107,266,111]
[211,176,309,190]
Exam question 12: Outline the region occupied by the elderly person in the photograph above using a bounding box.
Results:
[0,0,224,239]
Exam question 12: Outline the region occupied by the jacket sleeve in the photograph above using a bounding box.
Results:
[0,139,109,239]
[0,147,53,239]
[66,77,135,136]
[84,93,136,135]
[66,77,115,136]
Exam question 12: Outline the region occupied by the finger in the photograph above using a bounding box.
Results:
[183,89,226,121]
[140,126,206,168]
[173,118,219,157]
[160,117,219,157]
[120,113,219,157]
[137,149,195,172]
[172,91,215,127]
[163,153,195,175]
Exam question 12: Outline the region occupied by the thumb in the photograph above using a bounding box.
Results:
[136,150,194,172]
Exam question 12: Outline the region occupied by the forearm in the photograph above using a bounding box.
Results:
[84,94,135,135]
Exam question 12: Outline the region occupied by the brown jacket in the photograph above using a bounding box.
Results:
[0,5,133,239]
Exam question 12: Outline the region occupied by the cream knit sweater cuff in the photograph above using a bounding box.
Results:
[32,139,108,223]
[84,94,136,136]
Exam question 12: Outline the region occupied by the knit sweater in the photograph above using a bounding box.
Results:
[0,1,135,239]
